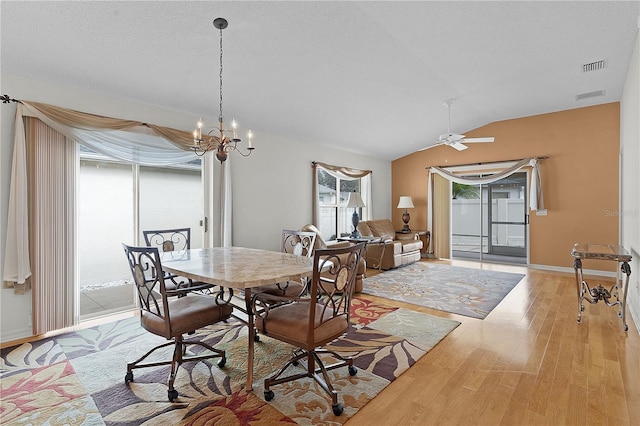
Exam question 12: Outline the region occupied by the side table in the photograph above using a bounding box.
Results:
[571,243,632,331]
[337,236,387,270]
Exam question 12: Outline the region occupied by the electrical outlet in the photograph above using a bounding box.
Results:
[536,209,548,216]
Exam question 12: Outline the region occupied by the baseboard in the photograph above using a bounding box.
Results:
[528,263,617,278]
[0,326,33,347]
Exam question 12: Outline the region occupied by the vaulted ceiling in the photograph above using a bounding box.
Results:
[2,1,638,160]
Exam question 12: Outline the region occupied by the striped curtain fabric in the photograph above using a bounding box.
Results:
[29,118,77,334]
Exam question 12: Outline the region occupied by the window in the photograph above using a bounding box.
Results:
[317,168,362,240]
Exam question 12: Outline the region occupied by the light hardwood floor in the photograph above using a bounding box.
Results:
[347,259,640,425]
[3,259,638,425]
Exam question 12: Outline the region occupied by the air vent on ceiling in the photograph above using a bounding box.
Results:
[576,90,606,101]
[582,60,607,73]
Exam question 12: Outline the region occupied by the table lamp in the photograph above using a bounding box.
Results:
[346,191,366,238]
[397,195,415,232]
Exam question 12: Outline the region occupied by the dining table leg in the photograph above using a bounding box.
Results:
[244,288,255,391]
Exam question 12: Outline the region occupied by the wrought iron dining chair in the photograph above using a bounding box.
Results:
[142,227,214,295]
[254,242,365,416]
[251,229,317,299]
[122,244,233,402]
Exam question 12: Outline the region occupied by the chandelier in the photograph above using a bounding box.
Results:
[192,18,254,163]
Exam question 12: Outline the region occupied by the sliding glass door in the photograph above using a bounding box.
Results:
[78,147,202,320]
[139,163,203,248]
[487,173,527,257]
[451,172,527,264]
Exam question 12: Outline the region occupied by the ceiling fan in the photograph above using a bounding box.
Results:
[420,99,495,151]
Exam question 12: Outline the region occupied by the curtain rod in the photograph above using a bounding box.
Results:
[429,156,548,170]
[1,94,21,104]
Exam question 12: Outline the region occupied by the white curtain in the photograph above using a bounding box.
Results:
[3,102,199,292]
[220,159,233,247]
[3,106,31,292]
[3,100,206,334]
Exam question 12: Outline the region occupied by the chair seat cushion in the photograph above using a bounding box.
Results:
[256,300,348,347]
[142,293,233,339]
[252,281,306,298]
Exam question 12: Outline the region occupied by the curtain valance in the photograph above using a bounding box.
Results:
[428,157,545,211]
[312,161,372,179]
[20,101,198,165]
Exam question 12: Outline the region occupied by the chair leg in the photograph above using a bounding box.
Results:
[126,340,176,378]
[167,340,183,401]
[263,348,355,416]
[264,350,309,395]
[125,336,227,402]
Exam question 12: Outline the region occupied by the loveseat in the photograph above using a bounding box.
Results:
[300,224,366,293]
[357,219,423,270]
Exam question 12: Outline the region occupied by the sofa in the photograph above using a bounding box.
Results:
[357,219,423,270]
[300,224,366,293]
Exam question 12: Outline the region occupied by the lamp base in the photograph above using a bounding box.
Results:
[351,210,361,238]
[401,210,411,232]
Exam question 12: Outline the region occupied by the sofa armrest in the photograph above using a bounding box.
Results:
[326,240,351,249]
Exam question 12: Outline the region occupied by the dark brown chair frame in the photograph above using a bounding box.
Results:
[122,243,232,402]
[254,242,365,416]
[142,227,215,295]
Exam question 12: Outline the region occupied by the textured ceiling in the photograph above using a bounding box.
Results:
[2,1,639,160]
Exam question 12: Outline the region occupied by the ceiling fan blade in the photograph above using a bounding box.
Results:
[450,141,468,151]
[418,142,444,151]
[462,137,495,143]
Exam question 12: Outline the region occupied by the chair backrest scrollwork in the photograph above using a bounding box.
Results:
[281,229,317,258]
[143,228,192,252]
[309,242,365,344]
[122,244,170,322]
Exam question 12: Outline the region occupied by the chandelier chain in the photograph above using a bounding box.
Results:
[219,25,224,124]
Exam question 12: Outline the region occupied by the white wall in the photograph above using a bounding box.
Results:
[621,30,640,332]
[0,72,391,342]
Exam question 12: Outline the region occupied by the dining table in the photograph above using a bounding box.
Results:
[159,246,317,391]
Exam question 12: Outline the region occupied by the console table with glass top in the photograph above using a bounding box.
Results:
[571,243,632,331]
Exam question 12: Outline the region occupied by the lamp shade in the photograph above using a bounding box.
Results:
[346,192,366,208]
[397,196,415,209]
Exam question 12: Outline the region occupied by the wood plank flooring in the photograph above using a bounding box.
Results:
[347,259,640,425]
[2,259,638,425]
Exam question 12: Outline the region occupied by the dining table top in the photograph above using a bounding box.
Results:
[159,246,316,289]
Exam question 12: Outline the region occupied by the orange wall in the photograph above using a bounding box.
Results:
[392,103,620,270]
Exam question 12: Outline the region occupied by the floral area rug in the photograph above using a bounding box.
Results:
[0,297,460,425]
[363,262,525,319]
